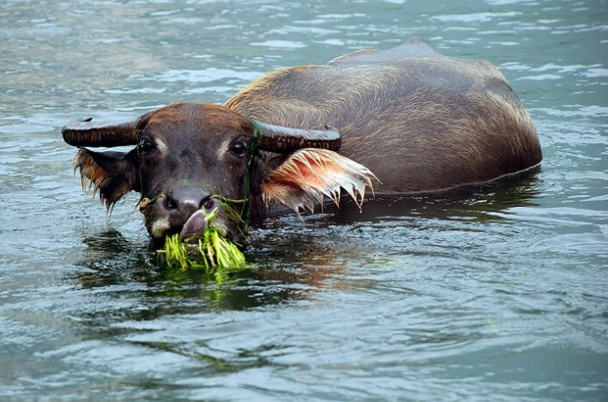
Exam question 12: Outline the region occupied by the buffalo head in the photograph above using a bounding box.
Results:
[62,102,375,244]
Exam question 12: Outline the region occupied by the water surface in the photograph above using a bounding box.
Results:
[1,0,607,401]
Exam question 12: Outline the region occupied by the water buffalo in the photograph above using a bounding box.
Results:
[62,37,542,243]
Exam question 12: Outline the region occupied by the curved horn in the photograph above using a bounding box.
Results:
[252,120,341,153]
[62,117,138,147]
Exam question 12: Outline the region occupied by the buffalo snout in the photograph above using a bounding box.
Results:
[145,184,222,242]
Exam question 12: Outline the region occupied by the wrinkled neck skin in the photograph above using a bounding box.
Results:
[228,151,298,234]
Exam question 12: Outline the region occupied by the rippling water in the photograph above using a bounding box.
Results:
[1,0,607,401]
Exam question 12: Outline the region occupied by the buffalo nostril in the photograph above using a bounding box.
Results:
[164,197,178,210]
[202,197,215,211]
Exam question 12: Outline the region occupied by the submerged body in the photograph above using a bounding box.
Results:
[62,38,542,242]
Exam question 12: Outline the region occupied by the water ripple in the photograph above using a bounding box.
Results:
[1,0,607,401]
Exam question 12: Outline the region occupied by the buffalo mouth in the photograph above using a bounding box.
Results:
[164,208,233,245]
[178,210,209,243]
[141,192,244,247]
[148,208,233,251]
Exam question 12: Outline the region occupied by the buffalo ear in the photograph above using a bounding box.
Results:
[73,148,140,210]
[261,149,378,213]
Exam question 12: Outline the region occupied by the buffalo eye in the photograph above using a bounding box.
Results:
[229,140,248,158]
[139,137,155,153]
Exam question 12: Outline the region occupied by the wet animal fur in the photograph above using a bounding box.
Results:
[226,37,542,193]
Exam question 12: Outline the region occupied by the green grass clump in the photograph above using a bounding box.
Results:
[157,209,246,273]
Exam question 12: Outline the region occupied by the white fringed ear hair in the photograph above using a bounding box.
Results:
[261,148,378,213]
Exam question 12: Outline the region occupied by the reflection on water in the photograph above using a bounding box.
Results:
[1,0,607,401]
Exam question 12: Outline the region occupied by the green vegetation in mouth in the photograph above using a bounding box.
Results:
[157,208,246,272]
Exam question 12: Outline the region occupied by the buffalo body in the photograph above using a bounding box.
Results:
[62,38,542,242]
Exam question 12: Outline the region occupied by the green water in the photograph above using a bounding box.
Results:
[1,0,607,401]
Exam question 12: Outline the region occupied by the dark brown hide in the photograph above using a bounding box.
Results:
[226,37,542,193]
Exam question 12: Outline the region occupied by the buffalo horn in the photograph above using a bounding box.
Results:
[252,120,341,153]
[62,117,138,147]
